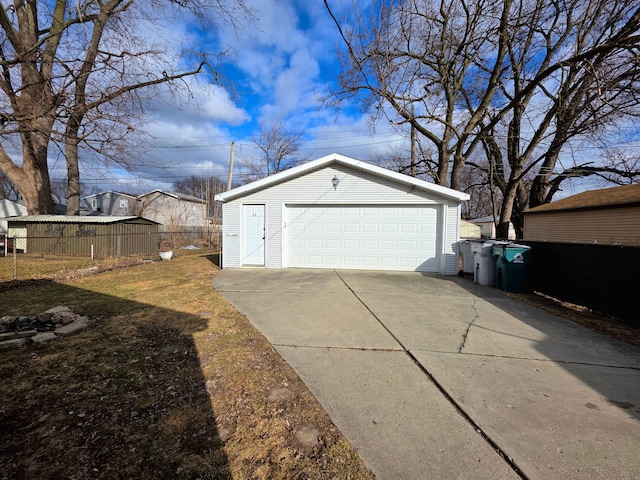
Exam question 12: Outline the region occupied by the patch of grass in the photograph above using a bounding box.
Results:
[0,255,374,480]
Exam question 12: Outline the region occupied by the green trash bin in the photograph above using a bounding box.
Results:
[492,243,532,293]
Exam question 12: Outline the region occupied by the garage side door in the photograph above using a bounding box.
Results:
[287,205,439,271]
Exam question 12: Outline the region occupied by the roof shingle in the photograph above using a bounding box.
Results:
[526,184,640,214]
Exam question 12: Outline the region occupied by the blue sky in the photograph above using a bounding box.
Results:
[82,0,406,193]
[72,0,639,198]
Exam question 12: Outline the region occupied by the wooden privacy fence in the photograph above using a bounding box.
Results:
[520,241,639,326]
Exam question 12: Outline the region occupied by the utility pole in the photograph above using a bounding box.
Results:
[227,141,235,191]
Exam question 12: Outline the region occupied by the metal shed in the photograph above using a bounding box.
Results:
[7,215,159,257]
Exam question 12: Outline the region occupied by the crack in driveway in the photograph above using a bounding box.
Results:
[334,270,528,480]
[459,297,479,353]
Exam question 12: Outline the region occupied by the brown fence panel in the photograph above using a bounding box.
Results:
[520,241,639,326]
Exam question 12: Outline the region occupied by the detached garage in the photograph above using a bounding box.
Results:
[215,153,469,274]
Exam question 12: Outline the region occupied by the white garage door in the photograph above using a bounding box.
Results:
[287,205,440,271]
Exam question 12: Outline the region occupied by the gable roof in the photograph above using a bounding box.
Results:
[82,190,205,204]
[526,183,640,214]
[138,189,205,203]
[215,153,470,202]
[84,191,137,199]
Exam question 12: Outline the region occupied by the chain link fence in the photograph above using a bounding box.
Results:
[0,228,222,282]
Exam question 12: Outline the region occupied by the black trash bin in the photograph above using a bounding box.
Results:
[492,244,532,293]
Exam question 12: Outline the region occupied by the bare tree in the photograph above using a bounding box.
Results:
[0,0,252,215]
[238,121,311,182]
[324,0,513,189]
[325,0,640,238]
[173,174,226,218]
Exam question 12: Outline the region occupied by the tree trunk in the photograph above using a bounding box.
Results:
[65,118,82,216]
[19,132,55,214]
[450,151,466,191]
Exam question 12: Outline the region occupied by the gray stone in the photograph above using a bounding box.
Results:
[12,330,37,339]
[44,306,72,314]
[0,338,27,349]
[54,318,89,336]
[0,316,17,325]
[32,332,58,343]
[37,312,54,322]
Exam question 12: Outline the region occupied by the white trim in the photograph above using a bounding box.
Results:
[215,153,470,203]
[439,204,448,274]
[281,202,287,268]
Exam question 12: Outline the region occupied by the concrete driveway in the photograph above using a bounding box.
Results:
[213,268,640,480]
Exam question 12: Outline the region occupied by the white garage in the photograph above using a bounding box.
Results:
[215,153,469,275]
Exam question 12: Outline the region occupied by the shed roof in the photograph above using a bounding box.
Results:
[215,153,470,202]
[7,215,158,224]
[525,183,640,214]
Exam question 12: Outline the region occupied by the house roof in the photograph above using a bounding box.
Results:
[7,215,158,224]
[215,153,470,202]
[468,215,496,224]
[84,191,137,199]
[138,189,205,204]
[82,190,205,204]
[525,183,640,214]
[0,199,27,216]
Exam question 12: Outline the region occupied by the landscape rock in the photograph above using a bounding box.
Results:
[0,338,27,349]
[0,307,91,348]
[32,332,58,343]
[55,319,89,336]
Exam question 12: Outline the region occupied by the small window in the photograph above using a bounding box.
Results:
[119,199,128,209]
[91,198,100,209]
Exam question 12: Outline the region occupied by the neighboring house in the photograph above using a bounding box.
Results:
[137,190,206,227]
[215,153,469,274]
[7,215,159,256]
[0,199,27,234]
[468,215,516,239]
[82,190,206,228]
[523,183,640,246]
[460,219,481,239]
[82,191,137,216]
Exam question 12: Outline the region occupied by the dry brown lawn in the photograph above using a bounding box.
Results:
[0,254,374,480]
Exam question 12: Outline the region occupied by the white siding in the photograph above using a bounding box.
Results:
[140,192,205,227]
[221,202,240,268]
[444,203,459,275]
[221,164,463,274]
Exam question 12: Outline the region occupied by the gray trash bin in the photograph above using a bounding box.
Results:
[473,240,508,286]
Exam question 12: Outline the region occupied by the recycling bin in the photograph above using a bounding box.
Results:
[492,243,532,293]
[472,240,508,286]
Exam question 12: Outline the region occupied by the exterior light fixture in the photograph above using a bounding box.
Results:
[332,175,340,190]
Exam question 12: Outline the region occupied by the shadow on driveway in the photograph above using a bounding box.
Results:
[215,267,640,480]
